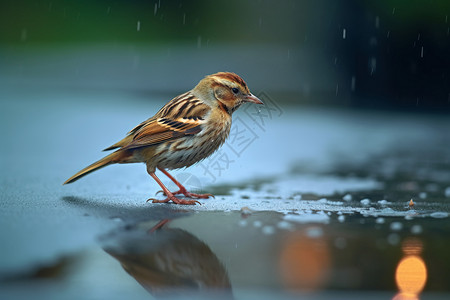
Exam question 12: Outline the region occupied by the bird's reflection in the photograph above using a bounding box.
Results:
[101,219,232,298]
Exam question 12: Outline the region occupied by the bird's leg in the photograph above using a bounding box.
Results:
[148,219,170,233]
[157,168,214,199]
[147,171,200,205]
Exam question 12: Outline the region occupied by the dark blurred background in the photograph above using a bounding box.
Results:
[1,0,449,112]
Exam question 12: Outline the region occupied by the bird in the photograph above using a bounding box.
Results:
[63,72,263,205]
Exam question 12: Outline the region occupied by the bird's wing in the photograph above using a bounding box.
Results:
[122,95,211,150]
[103,92,210,151]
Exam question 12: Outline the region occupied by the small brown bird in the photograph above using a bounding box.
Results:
[64,72,263,205]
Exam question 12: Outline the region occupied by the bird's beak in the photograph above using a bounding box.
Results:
[244,93,264,104]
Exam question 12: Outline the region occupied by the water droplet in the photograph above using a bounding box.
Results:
[253,220,262,227]
[262,225,275,235]
[375,16,380,28]
[376,217,385,224]
[430,212,448,218]
[420,46,424,58]
[342,28,346,39]
[306,226,323,238]
[154,3,158,15]
[445,186,450,197]
[390,222,403,231]
[387,233,400,245]
[183,13,186,25]
[360,198,371,206]
[137,21,141,31]
[334,237,347,249]
[411,225,423,234]
[343,194,352,201]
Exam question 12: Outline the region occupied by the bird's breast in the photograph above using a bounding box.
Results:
[152,117,231,170]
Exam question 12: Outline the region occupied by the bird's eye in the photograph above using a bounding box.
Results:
[231,87,239,94]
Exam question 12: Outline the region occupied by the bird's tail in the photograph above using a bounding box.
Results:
[63,150,126,185]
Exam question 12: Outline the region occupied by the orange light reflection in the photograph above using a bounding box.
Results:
[279,229,330,292]
[393,238,427,300]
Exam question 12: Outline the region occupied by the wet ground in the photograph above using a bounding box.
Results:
[1,50,450,299]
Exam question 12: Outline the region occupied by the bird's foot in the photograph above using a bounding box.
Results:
[156,187,214,199]
[147,195,201,205]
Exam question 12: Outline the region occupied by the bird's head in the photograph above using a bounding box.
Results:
[193,72,263,114]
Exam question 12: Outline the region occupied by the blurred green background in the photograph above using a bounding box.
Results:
[1,0,449,111]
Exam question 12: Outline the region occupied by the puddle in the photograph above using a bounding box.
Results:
[1,84,450,299]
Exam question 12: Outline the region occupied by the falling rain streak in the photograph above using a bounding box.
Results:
[342,28,346,39]
[137,21,140,31]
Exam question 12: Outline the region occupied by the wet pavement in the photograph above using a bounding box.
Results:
[2,61,450,299]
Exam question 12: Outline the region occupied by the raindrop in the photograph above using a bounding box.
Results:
[137,21,141,31]
[387,30,390,38]
[392,7,396,15]
[334,57,338,65]
[335,84,339,96]
[369,57,377,74]
[446,15,448,23]
[417,33,421,41]
[154,3,158,15]
[183,13,186,25]
[338,215,345,223]
[375,16,380,28]
[197,35,202,48]
[342,28,346,39]
[106,6,111,14]
[351,76,356,91]
[420,46,424,58]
